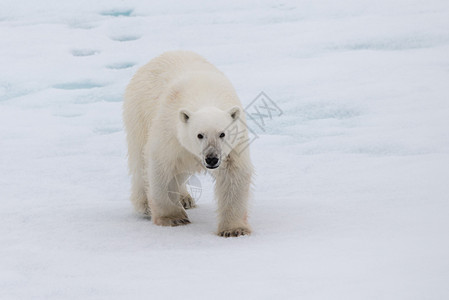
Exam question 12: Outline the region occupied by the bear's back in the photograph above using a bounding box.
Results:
[146,51,218,84]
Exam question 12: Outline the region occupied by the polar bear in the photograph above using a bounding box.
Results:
[123,51,254,237]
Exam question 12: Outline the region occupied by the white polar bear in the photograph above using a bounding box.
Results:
[123,51,254,237]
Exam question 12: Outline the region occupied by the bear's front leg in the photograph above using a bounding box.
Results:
[215,158,253,237]
[147,160,190,227]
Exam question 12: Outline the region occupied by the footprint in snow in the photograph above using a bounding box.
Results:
[71,49,100,57]
[109,35,141,42]
[100,9,134,17]
[106,62,136,70]
[53,81,104,90]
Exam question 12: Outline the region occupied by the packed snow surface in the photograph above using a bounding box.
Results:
[1,0,449,299]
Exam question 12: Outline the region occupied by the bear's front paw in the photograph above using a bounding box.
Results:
[218,227,251,238]
[154,216,191,227]
[180,194,196,209]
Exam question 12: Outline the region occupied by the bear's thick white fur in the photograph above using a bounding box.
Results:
[123,51,254,237]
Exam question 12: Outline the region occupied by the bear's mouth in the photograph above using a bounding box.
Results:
[206,165,219,169]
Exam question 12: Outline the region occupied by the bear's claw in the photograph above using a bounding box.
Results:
[180,194,196,209]
[172,218,191,226]
[218,227,251,238]
[154,216,191,227]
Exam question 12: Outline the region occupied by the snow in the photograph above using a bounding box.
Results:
[1,0,449,299]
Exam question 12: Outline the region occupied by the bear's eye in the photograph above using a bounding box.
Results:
[197,134,204,139]
[219,132,225,138]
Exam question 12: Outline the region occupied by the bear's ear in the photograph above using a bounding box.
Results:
[228,106,240,120]
[179,109,191,123]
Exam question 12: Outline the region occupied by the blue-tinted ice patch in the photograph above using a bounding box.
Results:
[94,127,122,135]
[66,19,97,30]
[54,113,84,118]
[0,83,37,102]
[350,142,431,156]
[110,35,141,42]
[251,100,361,138]
[53,81,104,90]
[293,102,361,121]
[100,9,134,17]
[333,35,449,51]
[71,49,100,57]
[106,62,136,70]
[103,95,123,102]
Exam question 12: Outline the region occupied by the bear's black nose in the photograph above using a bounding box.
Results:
[205,157,219,168]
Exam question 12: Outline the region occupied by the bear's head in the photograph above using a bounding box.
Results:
[177,106,242,169]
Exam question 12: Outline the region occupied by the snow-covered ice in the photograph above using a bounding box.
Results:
[1,0,449,299]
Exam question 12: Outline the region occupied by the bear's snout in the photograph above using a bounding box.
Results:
[205,155,220,169]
